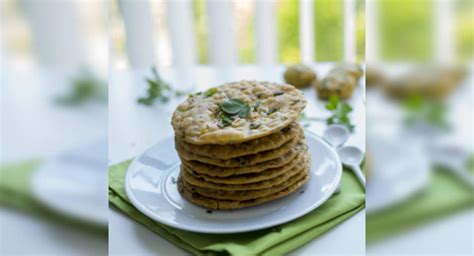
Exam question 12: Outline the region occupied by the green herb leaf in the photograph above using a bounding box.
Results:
[204,87,218,98]
[325,95,339,110]
[238,104,251,118]
[323,96,355,132]
[218,112,234,127]
[267,108,278,115]
[137,66,185,106]
[221,99,246,114]
[291,99,300,106]
[217,99,252,127]
[250,123,261,129]
[253,100,261,111]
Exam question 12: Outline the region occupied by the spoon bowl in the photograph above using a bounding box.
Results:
[323,124,350,148]
[338,146,364,166]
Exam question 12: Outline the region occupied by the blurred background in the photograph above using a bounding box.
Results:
[364,0,473,255]
[110,0,365,68]
[109,0,472,69]
[1,0,108,255]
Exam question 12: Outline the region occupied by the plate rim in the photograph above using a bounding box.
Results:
[30,151,109,227]
[366,137,430,213]
[125,132,342,233]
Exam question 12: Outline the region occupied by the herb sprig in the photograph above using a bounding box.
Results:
[299,96,355,132]
[402,94,450,130]
[56,70,107,106]
[325,96,355,132]
[218,99,251,127]
[137,67,184,106]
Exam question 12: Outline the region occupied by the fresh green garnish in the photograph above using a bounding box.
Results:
[253,100,261,111]
[267,108,278,115]
[250,123,261,129]
[217,99,252,127]
[325,95,355,132]
[56,71,106,106]
[218,112,234,127]
[137,66,184,106]
[402,94,450,130]
[204,87,218,98]
[220,99,251,118]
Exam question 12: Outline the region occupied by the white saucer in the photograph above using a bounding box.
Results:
[125,132,342,233]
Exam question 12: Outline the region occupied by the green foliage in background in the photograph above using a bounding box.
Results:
[239,10,255,63]
[356,0,366,61]
[314,0,344,61]
[277,0,300,63]
[193,0,209,64]
[456,0,474,60]
[379,0,434,61]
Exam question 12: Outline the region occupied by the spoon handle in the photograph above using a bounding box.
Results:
[352,165,366,190]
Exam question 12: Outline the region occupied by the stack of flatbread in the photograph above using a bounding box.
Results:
[171,80,309,210]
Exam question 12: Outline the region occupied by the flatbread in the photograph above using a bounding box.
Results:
[176,122,302,160]
[180,141,307,176]
[171,80,306,145]
[180,165,309,200]
[183,151,309,184]
[178,174,309,210]
[180,156,310,191]
[175,134,303,167]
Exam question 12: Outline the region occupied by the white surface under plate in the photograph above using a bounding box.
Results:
[125,132,342,234]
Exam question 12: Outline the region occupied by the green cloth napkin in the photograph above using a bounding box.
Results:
[109,160,365,255]
[366,166,474,244]
[0,160,46,212]
[0,160,107,234]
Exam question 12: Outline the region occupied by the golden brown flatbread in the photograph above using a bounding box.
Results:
[180,164,309,200]
[178,174,309,210]
[171,80,306,145]
[180,142,307,177]
[176,122,302,160]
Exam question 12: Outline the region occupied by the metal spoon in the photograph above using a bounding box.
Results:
[337,146,366,190]
[323,124,350,148]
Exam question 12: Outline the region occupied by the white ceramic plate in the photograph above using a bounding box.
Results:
[366,136,430,213]
[31,139,108,226]
[125,132,342,233]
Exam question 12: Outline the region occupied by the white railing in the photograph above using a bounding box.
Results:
[365,0,379,63]
[255,0,277,65]
[299,0,315,63]
[434,0,455,63]
[119,0,362,67]
[118,1,157,68]
[343,0,357,62]
[11,0,458,68]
